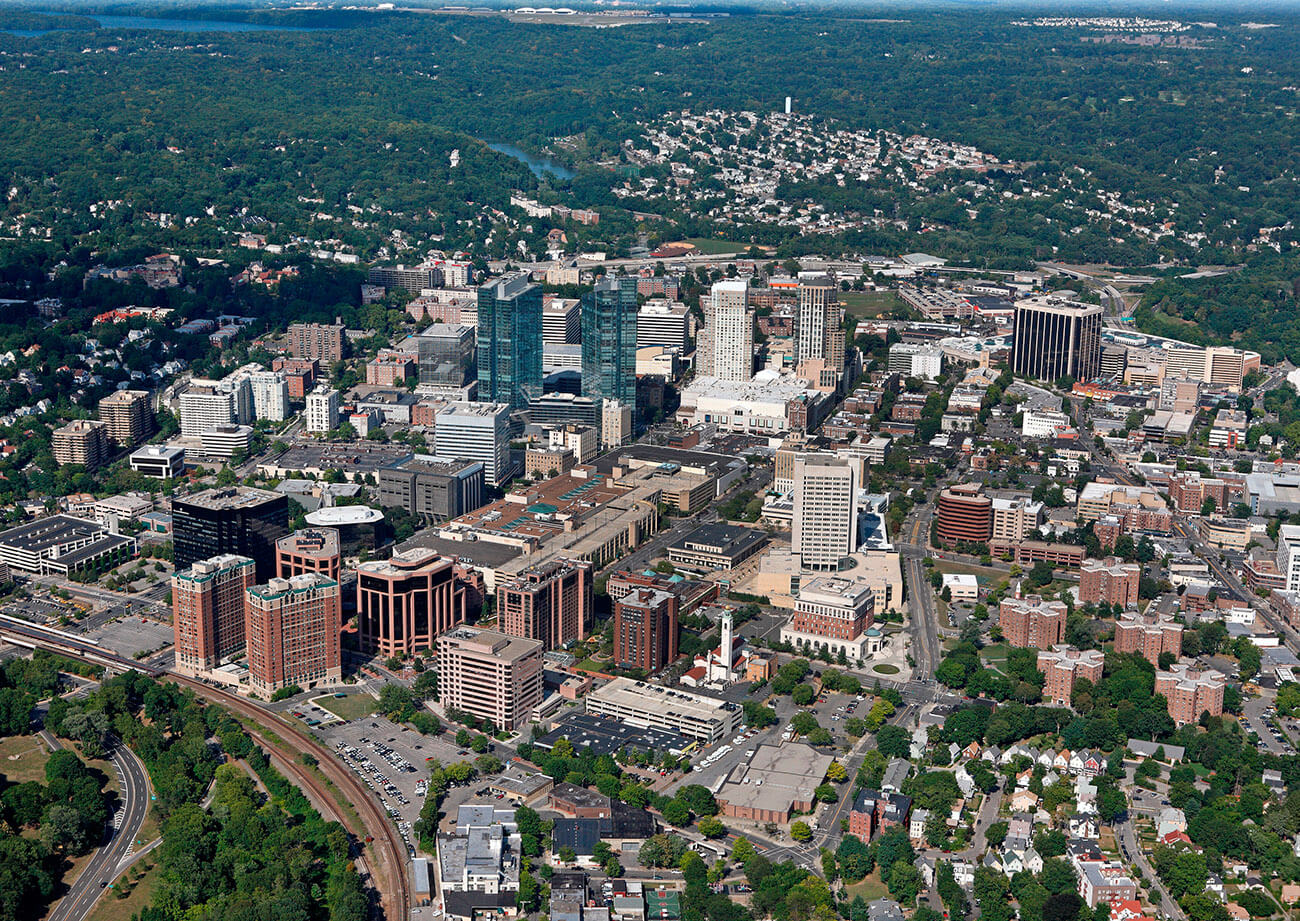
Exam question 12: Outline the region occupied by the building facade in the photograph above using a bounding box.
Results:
[582,276,638,409]
[305,387,340,433]
[1037,645,1105,706]
[477,273,543,411]
[498,559,593,651]
[613,587,678,673]
[936,484,992,547]
[245,573,342,695]
[356,548,468,656]
[1010,296,1102,382]
[437,626,544,731]
[172,487,289,582]
[999,594,1067,650]
[288,322,346,363]
[792,454,858,571]
[1155,663,1226,725]
[276,528,342,583]
[432,402,512,487]
[1115,612,1183,667]
[172,554,257,674]
[52,420,110,470]
[1079,557,1140,608]
[701,280,753,383]
[98,390,154,448]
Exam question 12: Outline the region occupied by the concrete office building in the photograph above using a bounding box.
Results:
[613,587,678,673]
[1280,525,1300,593]
[433,402,512,487]
[245,573,342,695]
[356,548,468,657]
[584,677,742,744]
[437,626,544,731]
[52,420,110,470]
[1037,645,1104,707]
[795,273,836,360]
[276,528,342,583]
[498,559,593,651]
[172,487,289,582]
[990,496,1043,543]
[1079,557,1140,608]
[542,298,580,344]
[477,273,543,411]
[700,280,753,382]
[888,343,943,381]
[999,593,1067,650]
[288,322,346,364]
[1115,612,1183,667]
[582,276,638,408]
[98,389,154,448]
[129,445,185,479]
[636,301,690,351]
[1155,663,1226,725]
[179,379,241,436]
[602,399,633,449]
[547,424,597,464]
[1010,296,1102,382]
[376,456,486,521]
[304,387,340,433]
[200,424,252,460]
[172,554,257,674]
[792,454,859,571]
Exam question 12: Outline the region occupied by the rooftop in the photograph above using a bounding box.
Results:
[176,486,283,511]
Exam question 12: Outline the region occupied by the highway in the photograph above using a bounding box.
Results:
[900,499,941,677]
[48,739,152,921]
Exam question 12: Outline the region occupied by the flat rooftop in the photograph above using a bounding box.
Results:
[533,711,690,756]
[176,486,283,511]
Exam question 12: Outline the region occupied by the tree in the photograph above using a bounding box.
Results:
[792,684,815,706]
[790,820,812,842]
[986,820,1008,848]
[876,725,911,758]
[886,859,922,905]
[662,800,692,827]
[825,761,848,783]
[697,815,725,838]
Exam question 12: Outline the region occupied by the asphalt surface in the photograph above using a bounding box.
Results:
[48,738,152,921]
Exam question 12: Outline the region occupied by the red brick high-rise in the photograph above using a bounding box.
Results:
[245,573,342,695]
[936,484,992,547]
[1079,556,1140,608]
[999,592,1067,650]
[1155,663,1225,725]
[497,559,593,651]
[1116,612,1183,667]
[1037,645,1104,706]
[172,554,256,674]
[613,588,679,673]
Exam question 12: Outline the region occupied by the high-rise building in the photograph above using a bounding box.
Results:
[601,399,633,449]
[276,528,342,583]
[999,593,1067,650]
[1115,611,1183,667]
[613,587,678,673]
[172,487,289,582]
[1155,663,1225,725]
[1279,524,1300,593]
[247,371,290,422]
[700,280,753,382]
[52,420,109,470]
[887,343,944,381]
[432,402,512,487]
[376,456,485,521]
[542,297,581,344]
[179,379,242,435]
[1011,296,1103,382]
[581,276,638,409]
[477,273,543,410]
[416,324,476,391]
[304,387,340,433]
[356,548,468,657]
[935,484,992,547]
[792,454,858,571]
[795,273,836,360]
[288,322,346,364]
[498,559,593,651]
[636,301,690,351]
[1037,645,1104,706]
[1079,557,1140,608]
[245,573,342,695]
[98,390,154,448]
[171,554,256,674]
[990,496,1043,544]
[437,626,543,731]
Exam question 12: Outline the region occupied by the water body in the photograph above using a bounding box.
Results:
[2,14,321,35]
[486,141,576,181]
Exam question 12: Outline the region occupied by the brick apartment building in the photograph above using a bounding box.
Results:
[1114,612,1183,667]
[1079,556,1140,608]
[1037,645,1105,706]
[999,593,1067,650]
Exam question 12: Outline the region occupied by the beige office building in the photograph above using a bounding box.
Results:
[436,626,543,731]
[792,454,858,571]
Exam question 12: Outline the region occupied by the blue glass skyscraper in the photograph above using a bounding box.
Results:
[581,275,638,410]
[476,273,543,411]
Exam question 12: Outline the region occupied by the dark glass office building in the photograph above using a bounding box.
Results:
[172,487,290,582]
[476,273,543,411]
[581,275,638,408]
[1011,297,1103,383]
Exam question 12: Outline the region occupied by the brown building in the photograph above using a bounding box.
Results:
[990,540,1085,569]
[98,390,154,449]
[613,587,679,673]
[52,420,110,470]
[287,322,346,364]
[276,528,342,583]
[1079,557,1140,608]
[272,357,318,400]
[436,626,543,731]
[1155,663,1226,725]
[1037,645,1105,706]
[936,484,992,547]
[497,559,593,651]
[355,548,468,657]
[606,570,718,618]
[171,554,256,674]
[524,447,575,477]
[245,573,342,695]
[1115,612,1183,667]
[999,593,1067,650]
[1167,472,1233,515]
[366,349,417,387]
[549,781,615,819]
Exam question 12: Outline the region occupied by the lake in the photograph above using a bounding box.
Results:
[486,142,575,181]
[2,14,322,36]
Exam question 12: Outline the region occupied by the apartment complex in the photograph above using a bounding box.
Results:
[1079,557,1140,608]
[52,420,110,470]
[791,454,858,571]
[245,573,342,695]
[1037,645,1104,706]
[98,389,154,448]
[304,387,341,433]
[700,280,753,383]
[1155,663,1226,725]
[613,587,679,673]
[497,559,593,651]
[999,594,1067,650]
[172,554,257,674]
[990,496,1043,544]
[1114,612,1183,667]
[356,548,468,656]
[288,322,346,363]
[437,627,544,731]
[276,528,342,583]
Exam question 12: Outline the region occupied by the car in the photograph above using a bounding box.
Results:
[100,881,109,889]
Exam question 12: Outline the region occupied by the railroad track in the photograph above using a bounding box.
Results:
[167,674,411,919]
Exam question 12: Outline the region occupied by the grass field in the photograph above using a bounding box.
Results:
[844,871,890,902]
[872,664,900,675]
[315,694,377,722]
[935,559,1011,584]
[841,289,904,318]
[0,735,50,783]
[684,237,755,255]
[87,859,160,921]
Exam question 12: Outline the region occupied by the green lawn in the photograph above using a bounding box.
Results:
[0,735,50,784]
[841,289,904,318]
[575,657,609,674]
[684,237,755,255]
[935,559,1010,583]
[872,664,900,675]
[844,871,890,902]
[314,694,377,722]
[87,858,161,921]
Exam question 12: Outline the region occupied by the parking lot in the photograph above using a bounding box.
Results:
[3,596,81,624]
[86,616,173,659]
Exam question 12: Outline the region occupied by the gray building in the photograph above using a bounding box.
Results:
[376,456,486,521]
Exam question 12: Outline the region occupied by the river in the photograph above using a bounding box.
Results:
[485,141,576,181]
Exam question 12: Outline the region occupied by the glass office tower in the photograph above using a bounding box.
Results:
[581,275,638,409]
[476,273,543,411]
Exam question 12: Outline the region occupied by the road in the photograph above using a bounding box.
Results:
[1116,816,1184,920]
[47,738,152,921]
[899,499,941,677]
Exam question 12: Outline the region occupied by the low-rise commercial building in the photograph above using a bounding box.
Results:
[780,576,877,662]
[666,523,768,572]
[583,677,741,744]
[716,743,835,825]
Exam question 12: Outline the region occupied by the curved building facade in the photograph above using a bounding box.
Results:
[935,484,992,547]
